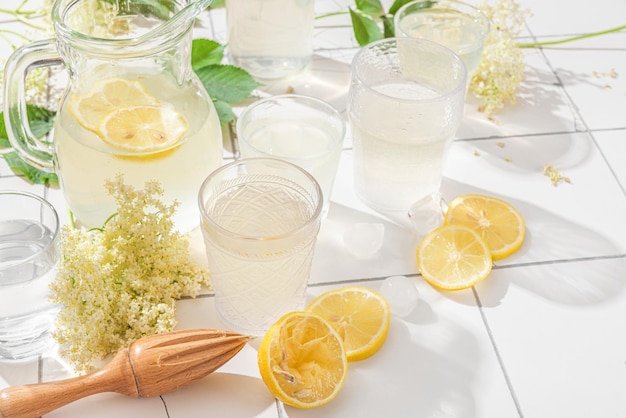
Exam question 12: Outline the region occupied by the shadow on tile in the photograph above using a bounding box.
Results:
[285,317,511,417]
[311,202,420,284]
[162,372,277,417]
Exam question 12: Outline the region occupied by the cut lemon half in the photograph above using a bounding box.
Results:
[417,225,492,290]
[99,105,187,152]
[257,312,347,409]
[69,78,159,132]
[444,194,525,260]
[306,286,390,362]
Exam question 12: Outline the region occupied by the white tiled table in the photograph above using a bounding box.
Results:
[1,0,625,417]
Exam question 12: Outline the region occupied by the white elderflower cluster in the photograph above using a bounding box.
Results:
[469,0,530,117]
[50,175,211,373]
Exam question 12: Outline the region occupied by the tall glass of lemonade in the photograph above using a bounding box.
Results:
[4,0,222,233]
[348,38,466,223]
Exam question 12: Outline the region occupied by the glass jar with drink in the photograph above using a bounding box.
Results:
[3,0,223,233]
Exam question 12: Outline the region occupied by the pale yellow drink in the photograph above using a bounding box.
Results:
[394,1,490,79]
[199,158,323,336]
[348,38,466,219]
[226,0,315,79]
[53,73,223,232]
[237,95,346,218]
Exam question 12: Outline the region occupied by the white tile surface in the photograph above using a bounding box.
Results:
[476,258,626,417]
[1,0,625,417]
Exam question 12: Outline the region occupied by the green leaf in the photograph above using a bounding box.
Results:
[356,0,385,15]
[388,0,432,16]
[0,106,55,149]
[191,38,225,71]
[0,106,57,185]
[26,105,55,139]
[381,14,395,38]
[195,64,262,104]
[101,0,174,20]
[350,8,383,46]
[1,106,55,143]
[212,99,236,125]
[0,114,9,149]
[2,151,58,185]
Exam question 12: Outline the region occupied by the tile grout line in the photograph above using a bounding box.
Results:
[472,287,525,418]
[523,26,626,197]
[159,395,170,418]
[182,254,626,298]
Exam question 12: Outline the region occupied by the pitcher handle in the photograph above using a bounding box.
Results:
[3,38,63,172]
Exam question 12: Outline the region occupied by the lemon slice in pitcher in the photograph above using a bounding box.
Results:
[69,78,159,132]
[98,104,187,153]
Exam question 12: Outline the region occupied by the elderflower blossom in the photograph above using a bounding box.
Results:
[50,175,211,373]
[469,0,530,116]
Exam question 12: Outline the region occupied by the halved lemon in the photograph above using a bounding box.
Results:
[444,194,525,260]
[68,78,159,132]
[306,286,390,361]
[98,104,187,152]
[257,312,347,409]
[416,225,492,290]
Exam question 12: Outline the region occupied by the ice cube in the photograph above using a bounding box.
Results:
[379,275,420,317]
[343,223,385,260]
[408,192,447,239]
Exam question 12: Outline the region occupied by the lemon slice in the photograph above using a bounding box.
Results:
[444,194,525,260]
[257,312,347,409]
[69,78,159,132]
[306,286,390,361]
[416,225,492,290]
[98,105,187,152]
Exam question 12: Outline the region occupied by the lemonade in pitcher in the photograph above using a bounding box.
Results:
[54,72,222,232]
[3,0,222,233]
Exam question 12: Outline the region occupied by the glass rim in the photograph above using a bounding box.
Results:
[198,157,324,241]
[51,0,209,54]
[236,94,346,161]
[351,37,467,104]
[0,190,60,270]
[394,0,491,36]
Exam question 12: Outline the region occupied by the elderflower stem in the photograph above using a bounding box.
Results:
[0,28,33,42]
[315,11,349,19]
[518,24,626,48]
[0,0,49,31]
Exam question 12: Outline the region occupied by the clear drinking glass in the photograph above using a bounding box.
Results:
[237,94,345,218]
[198,157,323,336]
[347,37,466,227]
[394,0,490,79]
[0,191,60,360]
[225,0,315,80]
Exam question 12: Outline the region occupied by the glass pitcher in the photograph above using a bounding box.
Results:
[3,0,222,233]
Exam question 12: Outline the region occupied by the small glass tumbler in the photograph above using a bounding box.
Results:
[394,0,490,79]
[225,0,315,80]
[198,157,323,336]
[237,94,345,218]
[348,37,466,226]
[0,191,60,360]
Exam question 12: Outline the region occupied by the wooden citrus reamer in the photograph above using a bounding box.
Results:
[0,328,251,418]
